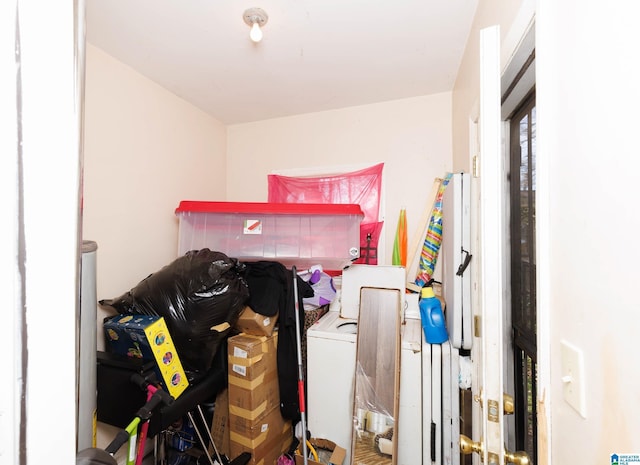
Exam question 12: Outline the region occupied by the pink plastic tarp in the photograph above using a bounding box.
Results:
[268,163,384,265]
[268,163,383,225]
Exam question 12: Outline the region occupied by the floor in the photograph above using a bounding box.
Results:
[352,430,392,465]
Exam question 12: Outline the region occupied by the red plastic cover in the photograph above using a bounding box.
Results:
[175,200,364,217]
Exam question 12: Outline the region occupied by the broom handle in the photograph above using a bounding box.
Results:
[291,266,309,465]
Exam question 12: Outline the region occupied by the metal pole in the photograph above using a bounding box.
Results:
[291,266,308,465]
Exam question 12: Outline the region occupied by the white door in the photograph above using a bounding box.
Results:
[463,25,530,465]
[2,2,82,463]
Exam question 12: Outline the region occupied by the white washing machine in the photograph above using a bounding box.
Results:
[306,310,422,465]
[307,311,358,465]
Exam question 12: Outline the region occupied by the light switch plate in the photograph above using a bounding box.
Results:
[560,340,587,418]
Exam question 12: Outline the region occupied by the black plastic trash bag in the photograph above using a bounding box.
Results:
[100,249,249,373]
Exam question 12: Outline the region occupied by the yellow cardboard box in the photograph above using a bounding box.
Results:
[104,314,189,399]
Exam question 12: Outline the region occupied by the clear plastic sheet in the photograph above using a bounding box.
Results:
[352,361,395,463]
[353,362,394,433]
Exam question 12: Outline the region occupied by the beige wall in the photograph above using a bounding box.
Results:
[226,93,453,265]
[537,1,640,463]
[83,44,227,337]
[84,44,229,458]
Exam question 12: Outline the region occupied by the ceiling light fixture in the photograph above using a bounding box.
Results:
[243,7,268,43]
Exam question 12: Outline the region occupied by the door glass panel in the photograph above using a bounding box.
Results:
[510,92,537,464]
[525,353,537,456]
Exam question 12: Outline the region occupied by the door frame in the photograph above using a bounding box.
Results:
[2,1,83,463]
[498,16,551,465]
[468,6,550,464]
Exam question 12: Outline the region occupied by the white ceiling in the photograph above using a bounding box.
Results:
[86,0,478,125]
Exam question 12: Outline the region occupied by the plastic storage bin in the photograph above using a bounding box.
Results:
[175,201,364,270]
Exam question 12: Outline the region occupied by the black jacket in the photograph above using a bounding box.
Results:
[242,261,313,422]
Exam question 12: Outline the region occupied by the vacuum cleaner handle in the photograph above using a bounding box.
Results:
[130,373,152,390]
[135,389,174,420]
[150,388,174,407]
[104,387,175,455]
[129,373,175,411]
[104,430,130,456]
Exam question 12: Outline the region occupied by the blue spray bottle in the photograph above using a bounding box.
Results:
[419,283,449,344]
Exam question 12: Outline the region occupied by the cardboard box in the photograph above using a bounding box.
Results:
[228,333,278,386]
[228,332,287,464]
[228,368,280,423]
[234,306,278,337]
[103,314,189,399]
[294,446,347,465]
[229,406,292,465]
[231,429,291,465]
[210,388,230,458]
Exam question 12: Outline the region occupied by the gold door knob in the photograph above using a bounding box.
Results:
[460,434,483,455]
[504,449,531,465]
[461,435,531,465]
